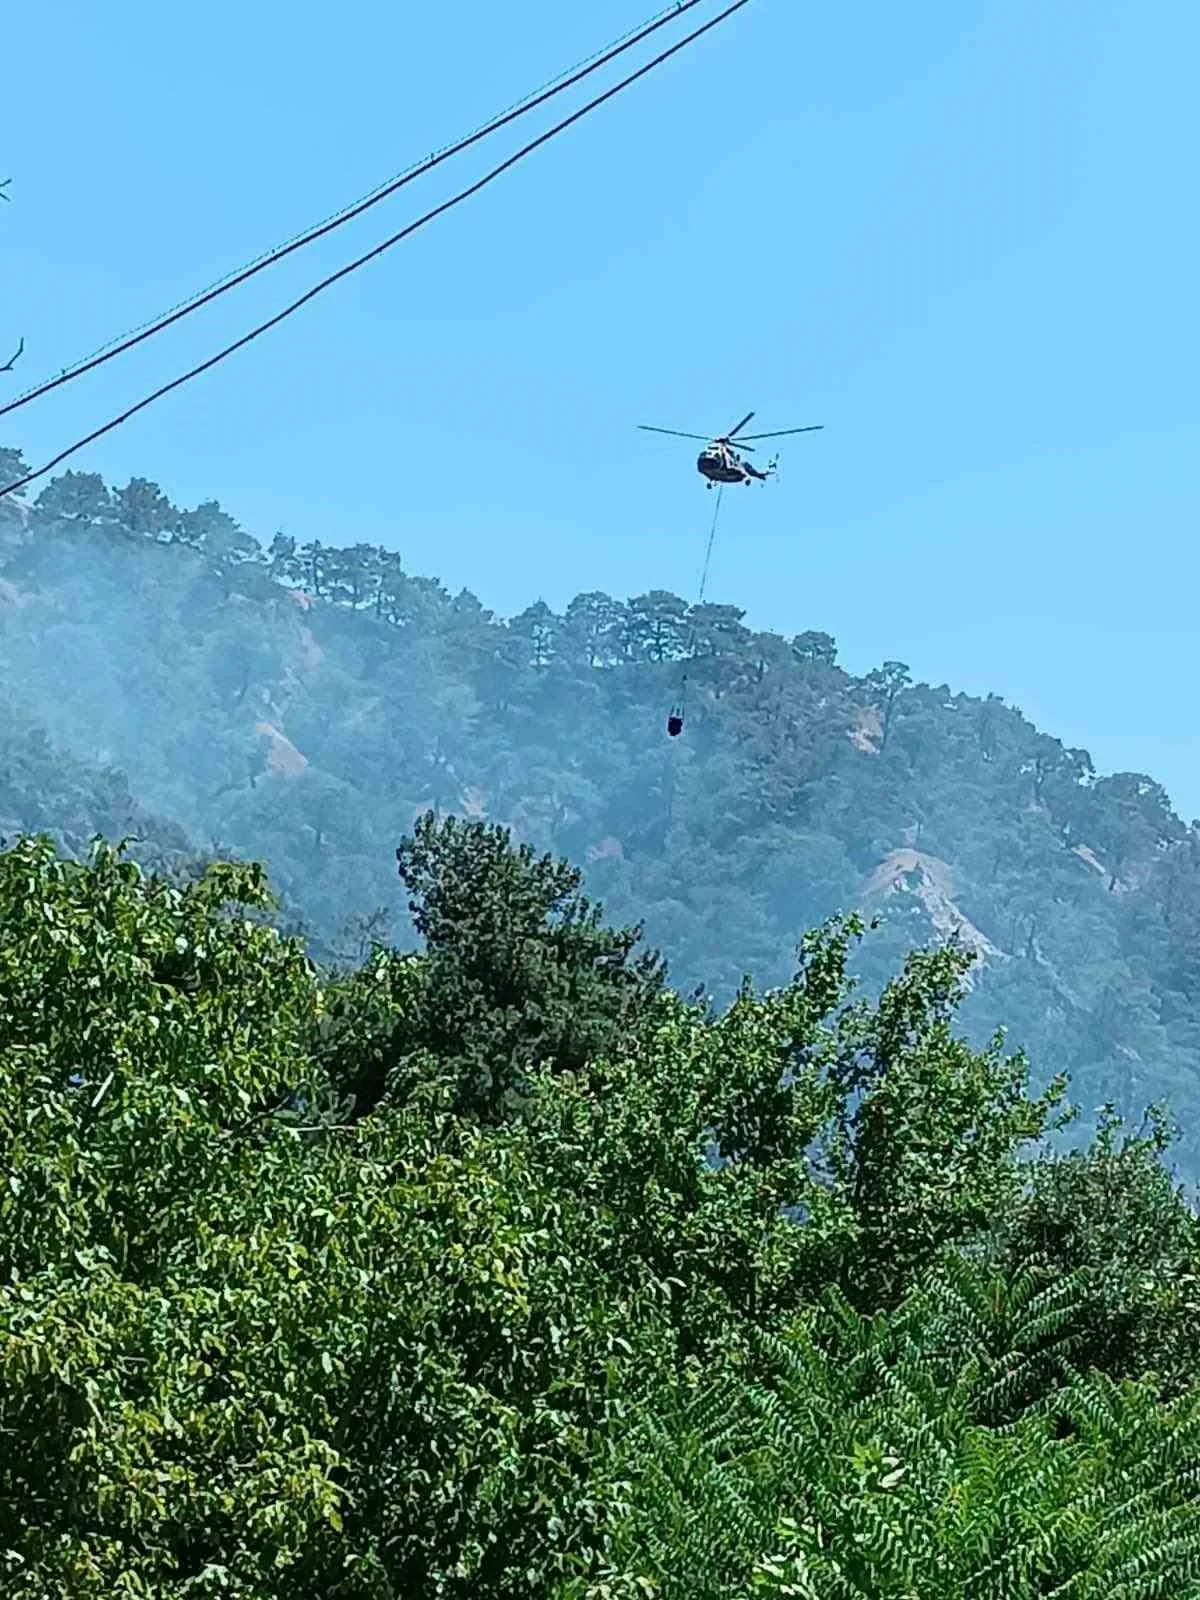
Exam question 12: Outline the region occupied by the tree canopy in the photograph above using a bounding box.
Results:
[2,822,1199,1595]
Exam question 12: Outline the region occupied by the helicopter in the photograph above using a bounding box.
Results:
[638,411,823,488]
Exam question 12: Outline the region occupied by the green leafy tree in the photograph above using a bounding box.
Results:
[576,1255,1200,1599]
[298,538,326,595]
[174,499,260,564]
[518,917,866,1356]
[825,944,1069,1309]
[862,659,912,751]
[0,839,350,1596]
[561,591,626,668]
[1089,771,1186,890]
[0,834,675,1597]
[0,444,27,489]
[689,602,749,659]
[113,476,176,539]
[32,469,112,524]
[791,629,838,667]
[624,590,690,663]
[1151,822,1200,998]
[268,529,301,582]
[992,1102,1200,1395]
[510,600,557,670]
[3,828,1200,1597]
[322,542,381,610]
[389,812,668,1120]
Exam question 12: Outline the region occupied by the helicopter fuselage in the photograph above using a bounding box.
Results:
[697,443,767,485]
[639,412,817,485]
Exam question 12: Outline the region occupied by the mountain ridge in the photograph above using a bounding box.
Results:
[2,443,1198,1173]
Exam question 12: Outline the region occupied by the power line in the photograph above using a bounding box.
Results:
[0,1,711,423]
[1,0,752,500]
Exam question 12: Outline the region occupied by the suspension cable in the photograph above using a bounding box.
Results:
[673,483,725,725]
[1,0,753,500]
[694,483,723,610]
[0,0,713,423]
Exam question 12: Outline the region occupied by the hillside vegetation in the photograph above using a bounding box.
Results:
[2,820,1200,1595]
[1,443,1199,1173]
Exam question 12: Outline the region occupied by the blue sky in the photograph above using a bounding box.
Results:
[5,0,1199,817]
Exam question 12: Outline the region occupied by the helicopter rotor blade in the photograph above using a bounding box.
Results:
[737,425,824,440]
[638,425,713,441]
[727,411,755,439]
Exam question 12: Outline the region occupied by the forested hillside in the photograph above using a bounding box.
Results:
[2,442,1199,1172]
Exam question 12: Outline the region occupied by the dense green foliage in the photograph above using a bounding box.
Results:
[2,822,1199,1595]
[1,449,1199,1179]
[583,1262,1200,1597]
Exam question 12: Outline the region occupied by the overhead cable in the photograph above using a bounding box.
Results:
[0,1,712,422]
[1,0,752,499]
